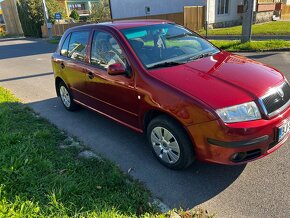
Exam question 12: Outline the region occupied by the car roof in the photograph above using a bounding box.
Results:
[69,19,174,31]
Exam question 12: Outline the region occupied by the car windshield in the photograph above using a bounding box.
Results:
[121,23,220,69]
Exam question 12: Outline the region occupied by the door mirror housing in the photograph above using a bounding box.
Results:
[107,63,127,76]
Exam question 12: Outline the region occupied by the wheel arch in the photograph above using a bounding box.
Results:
[55,77,65,97]
[143,109,196,148]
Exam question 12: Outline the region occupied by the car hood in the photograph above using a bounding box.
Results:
[149,51,284,109]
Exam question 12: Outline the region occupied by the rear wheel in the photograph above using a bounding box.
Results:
[147,115,195,170]
[58,81,79,111]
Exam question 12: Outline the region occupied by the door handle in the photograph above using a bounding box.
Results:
[87,72,94,79]
[60,63,65,69]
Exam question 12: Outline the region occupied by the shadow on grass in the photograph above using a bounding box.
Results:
[0,101,152,217]
[27,97,246,209]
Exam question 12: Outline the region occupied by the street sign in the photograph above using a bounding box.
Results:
[54,13,62,20]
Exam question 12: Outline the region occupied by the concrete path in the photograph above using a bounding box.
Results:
[0,38,289,218]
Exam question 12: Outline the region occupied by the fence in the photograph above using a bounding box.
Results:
[184,6,205,32]
[281,4,290,20]
[0,0,23,35]
[41,8,206,38]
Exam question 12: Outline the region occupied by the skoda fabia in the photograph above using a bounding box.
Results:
[52,20,290,169]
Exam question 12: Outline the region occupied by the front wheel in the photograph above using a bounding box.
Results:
[147,115,195,170]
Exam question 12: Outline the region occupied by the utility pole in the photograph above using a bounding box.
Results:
[41,0,52,39]
[241,0,255,43]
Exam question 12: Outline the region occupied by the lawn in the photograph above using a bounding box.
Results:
[0,87,213,217]
[0,87,153,217]
[210,40,290,52]
[198,21,290,36]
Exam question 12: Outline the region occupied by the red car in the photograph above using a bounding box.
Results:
[52,20,290,169]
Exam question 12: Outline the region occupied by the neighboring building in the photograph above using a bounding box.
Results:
[110,0,289,29]
[58,0,99,18]
[110,0,206,19]
[0,8,4,24]
[206,0,244,28]
[0,7,5,33]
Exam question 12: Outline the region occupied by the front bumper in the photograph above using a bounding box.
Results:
[187,105,290,165]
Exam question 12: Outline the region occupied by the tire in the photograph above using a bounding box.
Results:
[58,81,79,111]
[147,115,195,170]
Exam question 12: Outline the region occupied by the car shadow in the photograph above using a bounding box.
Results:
[28,97,246,209]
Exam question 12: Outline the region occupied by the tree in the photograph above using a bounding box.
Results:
[89,0,111,22]
[25,0,64,24]
[70,9,80,21]
[17,0,64,37]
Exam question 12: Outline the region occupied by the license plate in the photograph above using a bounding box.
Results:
[278,120,290,142]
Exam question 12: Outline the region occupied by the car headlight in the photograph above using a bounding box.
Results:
[216,101,261,123]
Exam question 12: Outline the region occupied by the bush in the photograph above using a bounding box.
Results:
[70,9,80,21]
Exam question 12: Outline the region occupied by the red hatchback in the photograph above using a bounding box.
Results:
[52,20,290,169]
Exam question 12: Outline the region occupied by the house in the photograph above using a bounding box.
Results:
[110,0,290,29]
[110,0,207,20]
[57,0,99,18]
[0,7,4,32]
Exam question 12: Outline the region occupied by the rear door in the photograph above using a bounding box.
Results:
[56,31,91,101]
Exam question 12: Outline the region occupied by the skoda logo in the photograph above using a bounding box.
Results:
[277,88,284,99]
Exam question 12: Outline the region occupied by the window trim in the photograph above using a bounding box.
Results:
[60,33,71,57]
[217,0,230,15]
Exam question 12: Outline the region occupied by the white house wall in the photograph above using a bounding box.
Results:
[110,0,206,19]
[207,0,244,25]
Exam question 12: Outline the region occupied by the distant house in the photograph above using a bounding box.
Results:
[0,7,4,33]
[57,0,99,18]
[110,0,207,20]
[110,0,289,29]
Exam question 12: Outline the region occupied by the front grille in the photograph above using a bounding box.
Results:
[261,82,290,116]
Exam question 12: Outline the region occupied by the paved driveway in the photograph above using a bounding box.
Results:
[0,38,289,218]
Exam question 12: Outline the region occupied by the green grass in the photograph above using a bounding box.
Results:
[210,39,290,51]
[0,87,213,218]
[199,21,290,36]
[0,87,153,217]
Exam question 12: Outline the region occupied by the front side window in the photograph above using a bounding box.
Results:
[217,0,229,15]
[121,24,219,69]
[90,30,127,69]
[68,31,90,62]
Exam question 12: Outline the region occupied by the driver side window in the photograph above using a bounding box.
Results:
[90,31,127,69]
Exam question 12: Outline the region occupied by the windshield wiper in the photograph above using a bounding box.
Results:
[147,61,186,69]
[188,52,214,61]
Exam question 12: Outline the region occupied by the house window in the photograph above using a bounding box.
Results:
[68,3,85,11]
[217,0,229,15]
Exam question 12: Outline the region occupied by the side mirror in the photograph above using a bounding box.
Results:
[107,63,126,76]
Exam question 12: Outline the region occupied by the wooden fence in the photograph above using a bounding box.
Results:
[184,6,205,32]
[281,4,290,20]
[42,8,205,38]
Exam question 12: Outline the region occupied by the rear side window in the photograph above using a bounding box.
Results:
[67,31,90,62]
[60,34,70,56]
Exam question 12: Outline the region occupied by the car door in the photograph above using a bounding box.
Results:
[84,29,139,129]
[57,30,91,101]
